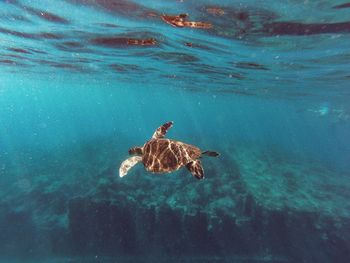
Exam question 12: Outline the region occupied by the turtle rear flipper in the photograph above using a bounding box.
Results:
[186,160,204,180]
[119,156,142,177]
[152,121,173,139]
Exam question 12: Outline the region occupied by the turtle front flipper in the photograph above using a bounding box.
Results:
[152,121,173,139]
[119,156,142,177]
[186,160,204,180]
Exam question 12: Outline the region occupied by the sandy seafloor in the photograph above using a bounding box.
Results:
[1,0,350,262]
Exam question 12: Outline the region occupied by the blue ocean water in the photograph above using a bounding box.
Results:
[1,0,350,262]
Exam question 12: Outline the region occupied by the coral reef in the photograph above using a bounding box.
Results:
[0,137,349,262]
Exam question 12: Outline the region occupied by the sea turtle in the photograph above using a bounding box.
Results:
[119,121,219,180]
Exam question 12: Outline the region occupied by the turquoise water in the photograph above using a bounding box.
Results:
[1,0,350,262]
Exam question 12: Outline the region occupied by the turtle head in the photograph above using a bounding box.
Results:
[128,146,143,156]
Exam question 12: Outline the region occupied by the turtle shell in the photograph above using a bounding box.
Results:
[142,138,201,173]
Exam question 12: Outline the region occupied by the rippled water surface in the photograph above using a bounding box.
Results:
[1,1,350,262]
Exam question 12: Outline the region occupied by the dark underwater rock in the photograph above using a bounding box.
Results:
[68,197,137,255]
[183,211,213,255]
[0,209,37,257]
[1,186,350,262]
